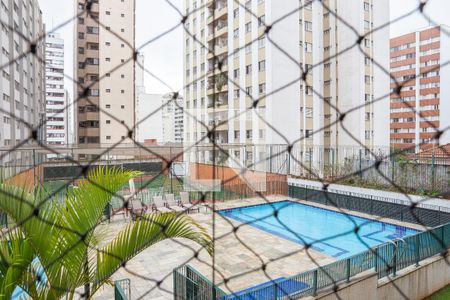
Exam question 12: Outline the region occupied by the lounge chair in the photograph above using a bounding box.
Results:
[110,195,128,220]
[165,194,185,213]
[180,192,199,213]
[153,196,171,212]
[130,199,146,220]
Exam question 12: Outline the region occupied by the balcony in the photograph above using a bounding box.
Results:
[207,4,228,24]
[207,44,228,58]
[207,22,228,42]
[84,64,99,74]
[85,111,99,120]
[207,84,228,95]
[85,33,99,44]
[90,2,99,12]
[207,95,229,109]
[208,119,228,132]
[78,128,99,136]
[85,49,98,58]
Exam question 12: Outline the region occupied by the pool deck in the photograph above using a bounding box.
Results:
[94,196,425,299]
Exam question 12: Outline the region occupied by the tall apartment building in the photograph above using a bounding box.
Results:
[45,33,66,146]
[390,25,450,153]
[136,93,184,144]
[135,56,184,144]
[183,0,389,165]
[162,93,184,143]
[136,93,164,143]
[65,91,75,145]
[0,0,45,153]
[74,0,136,145]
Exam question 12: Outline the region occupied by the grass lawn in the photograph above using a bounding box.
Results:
[42,174,247,202]
[426,285,450,300]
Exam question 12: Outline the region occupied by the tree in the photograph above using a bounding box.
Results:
[0,167,212,299]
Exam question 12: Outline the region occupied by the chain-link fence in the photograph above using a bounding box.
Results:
[0,0,450,299]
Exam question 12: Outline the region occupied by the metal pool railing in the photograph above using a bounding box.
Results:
[288,185,450,227]
[173,221,450,299]
[114,279,131,300]
[174,265,227,300]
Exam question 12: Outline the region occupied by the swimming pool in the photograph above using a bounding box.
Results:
[219,201,419,258]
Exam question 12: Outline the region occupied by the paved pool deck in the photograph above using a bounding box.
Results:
[94,196,423,299]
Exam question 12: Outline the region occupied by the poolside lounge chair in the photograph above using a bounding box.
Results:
[110,195,129,221]
[130,199,146,220]
[180,192,199,213]
[153,196,171,212]
[165,194,185,213]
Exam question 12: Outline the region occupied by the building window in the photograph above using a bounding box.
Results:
[233,8,239,18]
[259,83,266,94]
[305,42,312,52]
[245,22,251,33]
[258,15,265,27]
[305,21,312,32]
[258,60,265,72]
[246,65,252,75]
[258,36,265,48]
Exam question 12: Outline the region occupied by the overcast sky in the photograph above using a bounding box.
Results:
[38,0,450,98]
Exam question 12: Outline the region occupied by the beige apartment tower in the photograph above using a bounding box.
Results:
[74,0,136,145]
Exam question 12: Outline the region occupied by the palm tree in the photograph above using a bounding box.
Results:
[0,167,212,299]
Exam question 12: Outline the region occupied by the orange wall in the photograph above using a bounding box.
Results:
[189,163,288,196]
[4,166,43,192]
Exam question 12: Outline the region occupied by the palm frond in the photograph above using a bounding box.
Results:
[0,230,34,299]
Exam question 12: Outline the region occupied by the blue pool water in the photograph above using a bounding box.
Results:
[219,277,309,300]
[219,201,419,258]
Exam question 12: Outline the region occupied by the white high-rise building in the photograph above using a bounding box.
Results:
[45,33,66,146]
[162,93,184,143]
[183,0,390,166]
[135,55,184,145]
[65,91,75,145]
[135,54,164,144]
[136,93,164,143]
[0,0,45,166]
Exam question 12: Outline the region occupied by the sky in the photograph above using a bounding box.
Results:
[38,0,450,99]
